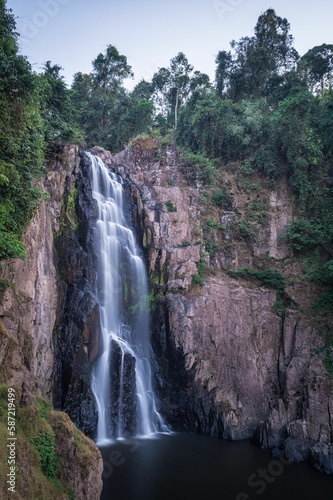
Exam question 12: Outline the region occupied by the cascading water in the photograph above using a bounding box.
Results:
[87,153,167,445]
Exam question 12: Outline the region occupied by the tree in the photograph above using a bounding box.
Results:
[71,68,154,151]
[76,45,134,147]
[299,44,333,94]
[254,8,299,73]
[216,9,299,101]
[39,61,82,147]
[0,0,45,258]
[215,50,232,97]
[152,52,194,128]
[92,44,133,91]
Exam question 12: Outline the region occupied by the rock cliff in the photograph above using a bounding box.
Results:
[107,139,333,475]
[0,146,103,499]
[1,139,332,494]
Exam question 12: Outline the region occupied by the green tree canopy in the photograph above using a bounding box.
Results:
[299,44,333,94]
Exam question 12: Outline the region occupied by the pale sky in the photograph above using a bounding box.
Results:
[7,0,333,89]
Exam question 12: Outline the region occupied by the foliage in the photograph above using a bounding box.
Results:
[299,44,333,94]
[0,1,46,259]
[92,44,133,90]
[204,238,218,260]
[71,64,154,151]
[38,62,84,148]
[215,9,299,103]
[229,267,285,293]
[211,188,232,209]
[179,149,215,185]
[235,219,256,241]
[192,251,205,286]
[313,292,333,313]
[31,431,57,479]
[152,52,194,128]
[165,200,177,212]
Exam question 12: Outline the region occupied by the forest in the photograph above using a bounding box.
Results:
[1,0,333,311]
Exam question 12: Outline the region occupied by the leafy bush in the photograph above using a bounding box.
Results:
[229,267,285,293]
[31,432,57,479]
[192,251,205,286]
[179,149,215,185]
[312,291,333,312]
[165,200,177,212]
[283,219,331,251]
[235,219,256,241]
[211,189,232,209]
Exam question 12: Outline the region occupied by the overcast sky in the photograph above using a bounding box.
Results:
[7,0,333,89]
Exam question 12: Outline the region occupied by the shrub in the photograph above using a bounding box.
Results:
[211,189,232,209]
[179,149,215,185]
[165,200,177,212]
[31,431,57,479]
[229,267,285,293]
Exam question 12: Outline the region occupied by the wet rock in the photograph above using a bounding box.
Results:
[109,340,137,436]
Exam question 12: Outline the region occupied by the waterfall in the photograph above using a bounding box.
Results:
[87,153,167,445]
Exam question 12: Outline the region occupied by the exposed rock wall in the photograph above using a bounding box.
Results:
[108,142,333,474]
[0,146,103,499]
[52,151,100,437]
[0,146,79,399]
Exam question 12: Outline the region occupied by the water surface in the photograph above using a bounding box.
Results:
[100,433,333,500]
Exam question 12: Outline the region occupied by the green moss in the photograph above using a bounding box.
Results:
[165,200,177,212]
[56,185,79,237]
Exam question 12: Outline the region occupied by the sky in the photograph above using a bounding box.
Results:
[6,0,333,90]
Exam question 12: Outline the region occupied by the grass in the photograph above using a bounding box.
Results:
[0,387,100,499]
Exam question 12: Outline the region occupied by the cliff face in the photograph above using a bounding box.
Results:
[1,140,332,493]
[0,146,103,499]
[109,140,333,474]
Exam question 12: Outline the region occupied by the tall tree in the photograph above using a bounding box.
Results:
[92,44,133,91]
[39,61,82,147]
[152,52,194,128]
[215,50,232,97]
[216,9,299,101]
[299,44,333,94]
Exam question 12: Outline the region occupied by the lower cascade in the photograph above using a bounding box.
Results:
[87,153,167,444]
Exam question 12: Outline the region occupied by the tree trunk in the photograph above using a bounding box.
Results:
[174,86,179,129]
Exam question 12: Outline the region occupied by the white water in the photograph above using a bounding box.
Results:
[87,153,167,445]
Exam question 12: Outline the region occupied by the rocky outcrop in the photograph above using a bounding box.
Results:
[52,151,100,437]
[106,141,333,474]
[49,411,103,499]
[0,146,103,499]
[0,146,81,400]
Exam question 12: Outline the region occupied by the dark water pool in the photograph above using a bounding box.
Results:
[99,433,333,500]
